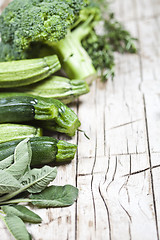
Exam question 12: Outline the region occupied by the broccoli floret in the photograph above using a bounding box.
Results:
[0,0,77,49]
[0,42,30,61]
[0,0,98,81]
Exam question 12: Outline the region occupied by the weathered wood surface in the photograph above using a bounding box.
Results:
[0,0,160,239]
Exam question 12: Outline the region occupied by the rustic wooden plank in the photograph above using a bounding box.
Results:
[77,156,158,240]
[76,0,160,239]
[134,0,160,20]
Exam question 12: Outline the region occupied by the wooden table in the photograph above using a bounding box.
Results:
[0,0,160,239]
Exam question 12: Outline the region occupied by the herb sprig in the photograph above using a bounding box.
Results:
[82,0,137,81]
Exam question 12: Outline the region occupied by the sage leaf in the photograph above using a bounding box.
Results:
[0,155,14,170]
[30,185,78,208]
[1,205,42,223]
[3,215,31,240]
[5,138,32,180]
[0,170,21,194]
[20,166,57,193]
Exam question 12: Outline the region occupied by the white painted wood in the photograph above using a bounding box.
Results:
[1,0,160,239]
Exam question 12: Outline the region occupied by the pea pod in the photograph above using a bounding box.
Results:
[0,137,77,166]
[0,55,61,88]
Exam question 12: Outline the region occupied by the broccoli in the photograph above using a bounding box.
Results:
[0,0,99,81]
[0,0,137,82]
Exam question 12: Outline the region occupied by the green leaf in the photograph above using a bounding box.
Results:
[1,205,42,223]
[5,138,32,179]
[0,155,14,170]
[0,170,21,194]
[0,166,56,202]
[20,166,57,193]
[30,185,78,208]
[3,215,31,240]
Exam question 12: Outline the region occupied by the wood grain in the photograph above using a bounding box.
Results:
[0,0,160,239]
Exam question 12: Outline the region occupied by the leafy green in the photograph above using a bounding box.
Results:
[30,185,79,207]
[0,155,14,170]
[0,170,21,194]
[0,138,78,240]
[1,205,42,223]
[5,138,32,179]
[2,215,31,240]
[20,166,57,193]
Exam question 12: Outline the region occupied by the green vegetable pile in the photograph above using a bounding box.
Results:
[0,0,137,239]
[0,0,137,81]
[0,138,78,240]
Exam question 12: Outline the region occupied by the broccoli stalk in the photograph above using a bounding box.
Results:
[49,16,97,82]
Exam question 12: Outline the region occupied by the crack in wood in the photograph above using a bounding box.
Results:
[105,156,118,193]
[98,184,112,240]
[78,163,160,178]
[118,155,132,235]
[104,148,111,183]
[123,163,160,177]
[104,84,107,155]
[123,167,150,177]
[143,95,160,240]
[97,149,112,240]
[106,119,142,131]
[110,151,160,156]
[110,152,146,156]
[77,150,156,159]
[75,99,80,240]
[90,133,97,231]
[102,156,119,240]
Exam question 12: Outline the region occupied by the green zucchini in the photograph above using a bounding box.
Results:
[0,95,58,122]
[0,124,42,143]
[0,137,77,166]
[2,76,90,104]
[0,55,61,88]
[0,93,81,136]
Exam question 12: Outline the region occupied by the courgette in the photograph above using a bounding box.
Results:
[0,93,81,136]
[0,55,61,88]
[0,137,77,166]
[0,124,42,143]
[2,76,90,104]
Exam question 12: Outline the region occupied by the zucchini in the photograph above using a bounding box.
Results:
[0,95,58,122]
[2,76,90,104]
[0,137,77,166]
[0,55,61,88]
[0,124,42,143]
[0,93,81,136]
